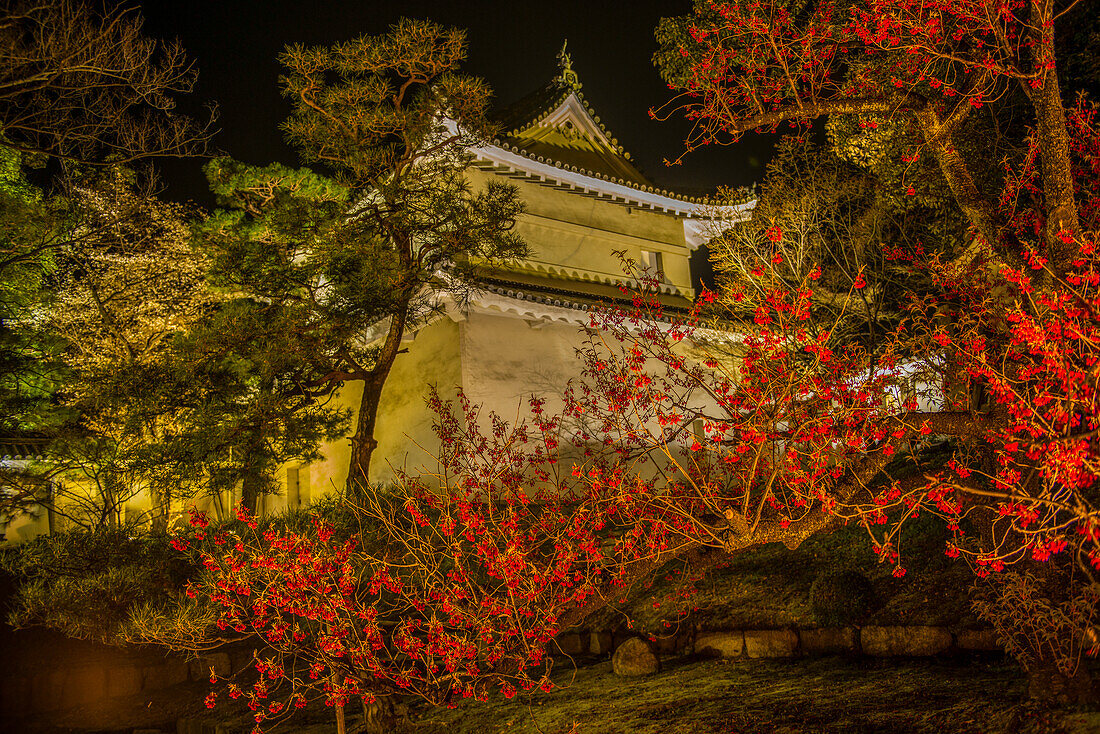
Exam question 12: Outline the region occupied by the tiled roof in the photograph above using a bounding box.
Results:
[489,42,652,189]
[462,274,740,346]
[476,272,695,317]
[492,87,651,187]
[482,44,754,217]
[0,435,49,461]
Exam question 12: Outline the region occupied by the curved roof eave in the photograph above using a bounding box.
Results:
[461,132,755,249]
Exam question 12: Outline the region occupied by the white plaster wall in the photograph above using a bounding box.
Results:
[1,508,48,544]
[300,316,465,495]
[370,317,463,484]
[459,309,587,423]
[301,379,362,502]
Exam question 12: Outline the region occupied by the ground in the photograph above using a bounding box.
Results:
[9,654,1099,734]
[396,655,1100,734]
[3,455,1096,734]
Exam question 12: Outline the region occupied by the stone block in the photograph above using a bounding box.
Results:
[553,632,586,657]
[744,629,799,658]
[612,638,660,677]
[188,652,232,681]
[107,664,143,698]
[31,670,60,712]
[956,628,1001,651]
[862,626,952,656]
[187,657,204,681]
[141,659,189,691]
[695,631,744,658]
[64,666,107,706]
[1,676,32,714]
[176,720,223,734]
[654,632,685,655]
[589,631,614,656]
[800,627,858,655]
[35,667,77,711]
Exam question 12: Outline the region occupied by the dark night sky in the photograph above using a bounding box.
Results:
[139,0,776,208]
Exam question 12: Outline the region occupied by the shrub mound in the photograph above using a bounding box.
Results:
[809,569,874,627]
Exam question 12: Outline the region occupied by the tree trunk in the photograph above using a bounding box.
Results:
[239,377,274,514]
[1026,0,1081,277]
[347,376,385,496]
[345,305,410,494]
[913,106,1003,254]
[331,671,348,734]
[46,482,56,534]
[360,697,396,734]
[240,469,263,515]
[148,480,169,532]
[102,472,118,530]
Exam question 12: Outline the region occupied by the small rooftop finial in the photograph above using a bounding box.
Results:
[556,39,581,89]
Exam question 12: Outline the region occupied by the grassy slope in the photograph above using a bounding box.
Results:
[586,446,983,636]
[584,513,980,638]
[400,656,1100,734]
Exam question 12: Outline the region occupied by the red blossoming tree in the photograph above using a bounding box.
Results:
[648,0,1100,698]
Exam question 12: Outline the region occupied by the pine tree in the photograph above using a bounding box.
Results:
[206,18,526,493]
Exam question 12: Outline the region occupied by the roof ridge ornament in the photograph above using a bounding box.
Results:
[556,40,581,90]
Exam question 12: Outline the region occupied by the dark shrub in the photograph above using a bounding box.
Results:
[810,569,874,627]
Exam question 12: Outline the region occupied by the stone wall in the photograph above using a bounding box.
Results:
[554,625,1001,660]
[0,623,1000,720]
[0,625,243,720]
